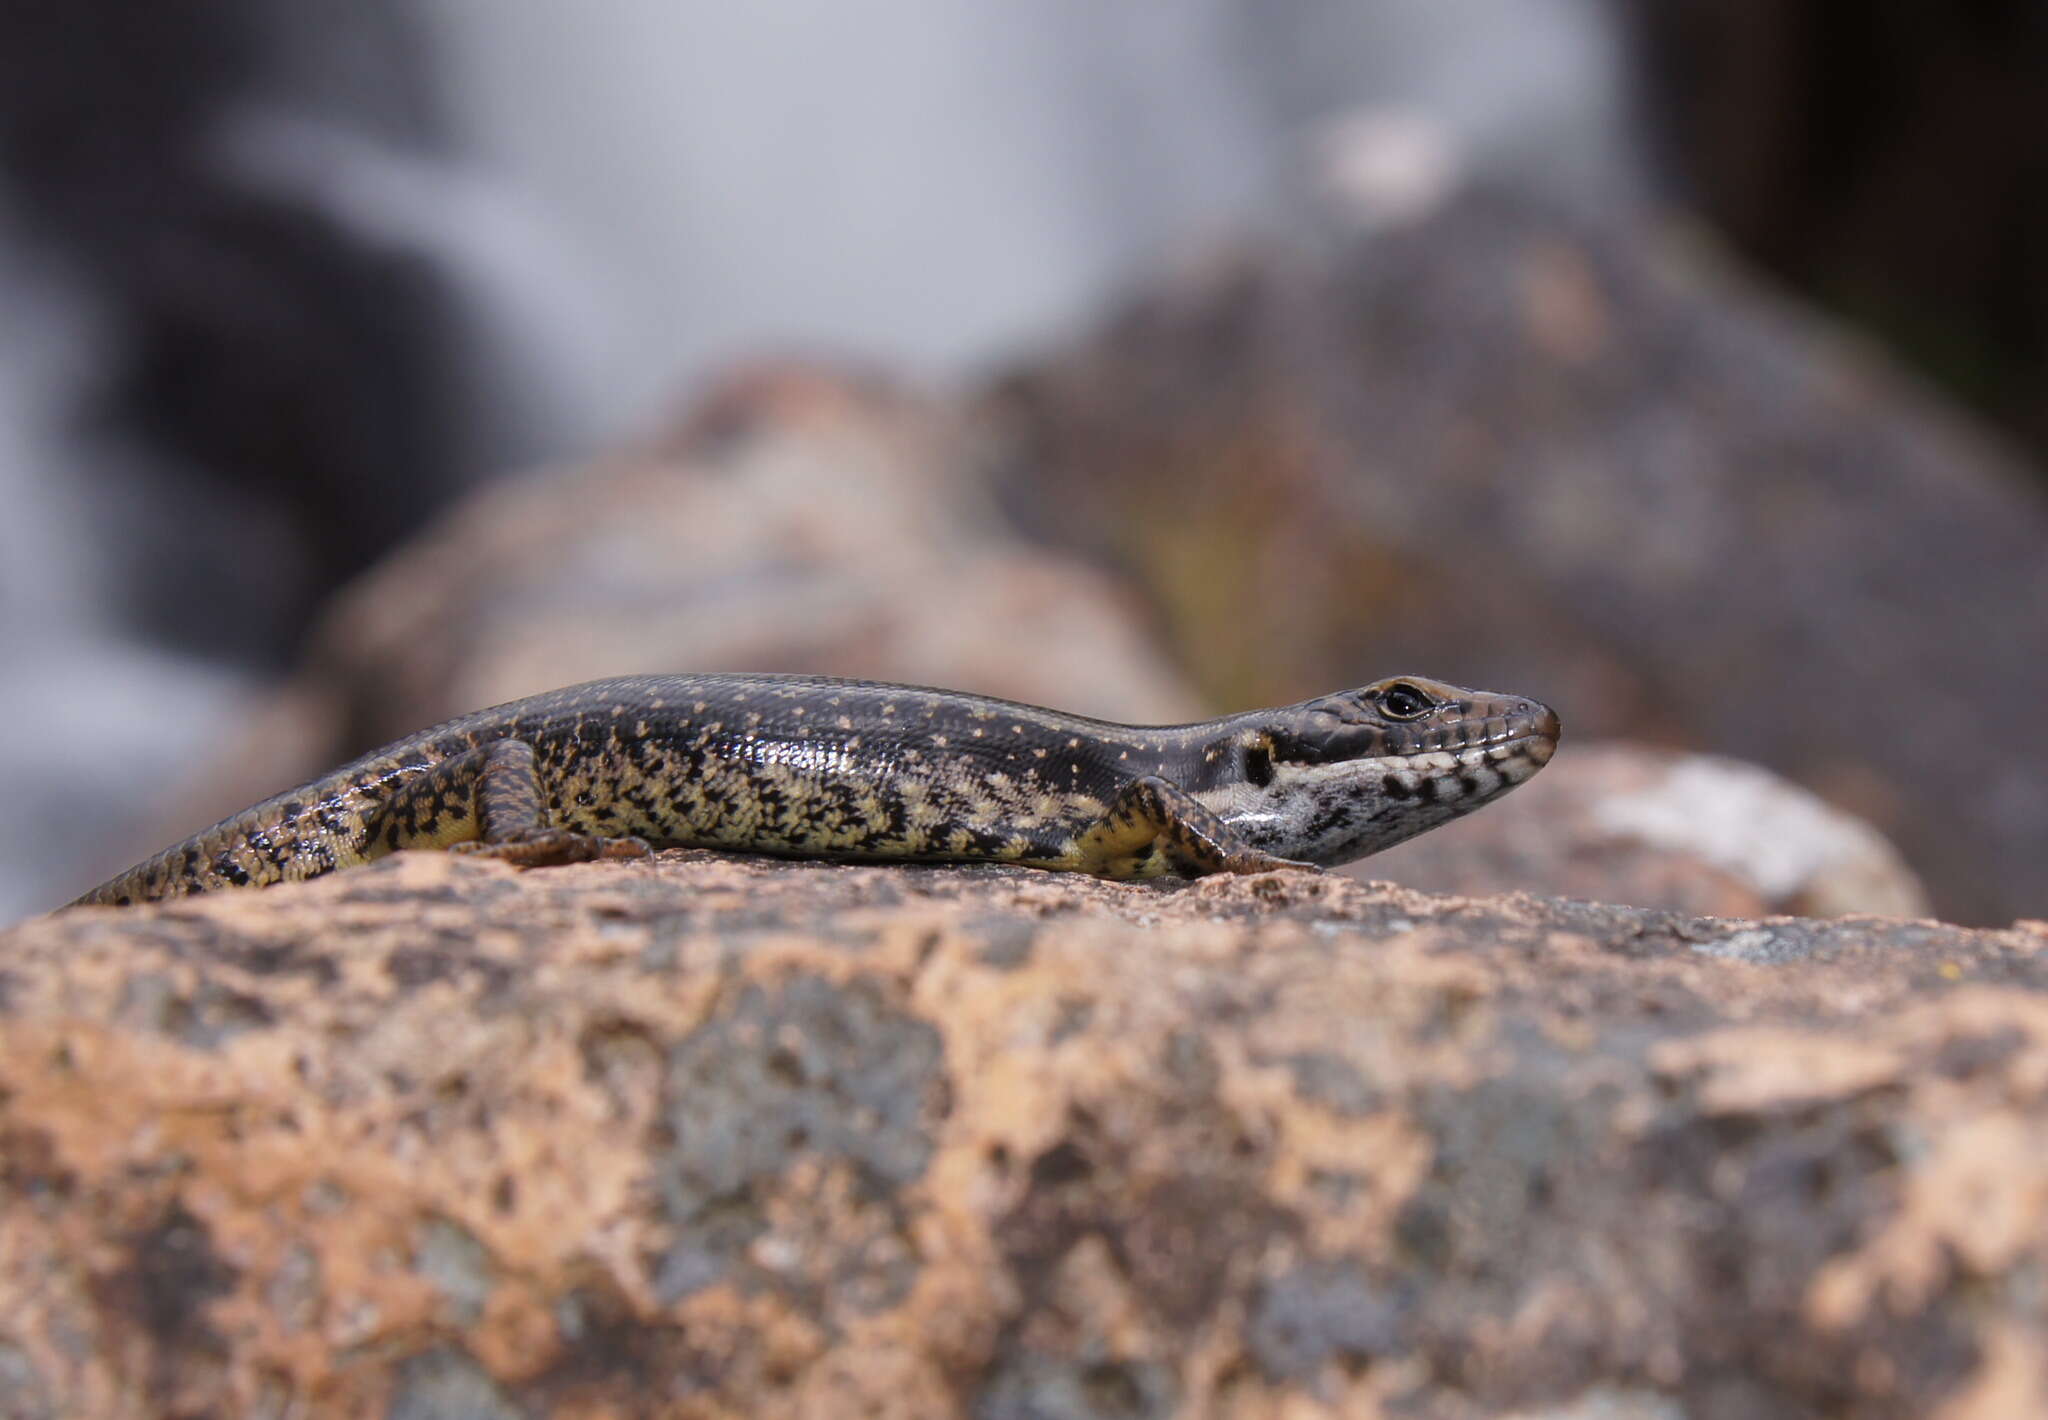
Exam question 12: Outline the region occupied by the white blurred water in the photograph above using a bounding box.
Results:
[414,0,1637,432]
[0,212,257,912]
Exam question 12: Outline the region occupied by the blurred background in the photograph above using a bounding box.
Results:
[2,0,2043,924]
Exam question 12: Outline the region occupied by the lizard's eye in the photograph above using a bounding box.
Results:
[1376,682,1434,720]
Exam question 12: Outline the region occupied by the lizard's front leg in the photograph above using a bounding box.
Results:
[370,740,651,867]
[1070,775,1314,880]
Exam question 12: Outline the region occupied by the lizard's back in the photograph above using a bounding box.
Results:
[70,674,1199,905]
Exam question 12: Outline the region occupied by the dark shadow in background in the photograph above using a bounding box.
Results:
[1631,0,2048,469]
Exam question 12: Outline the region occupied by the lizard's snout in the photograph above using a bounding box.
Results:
[1445,691,1559,780]
[1455,691,1558,750]
[1517,700,1562,763]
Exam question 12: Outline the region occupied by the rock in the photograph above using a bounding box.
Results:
[5,853,2048,1415]
[312,360,1198,737]
[981,178,2048,925]
[117,362,1201,873]
[1360,742,1930,919]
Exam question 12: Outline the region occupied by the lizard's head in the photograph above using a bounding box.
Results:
[1202,676,1560,866]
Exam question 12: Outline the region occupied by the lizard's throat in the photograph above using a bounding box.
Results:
[1200,738,1554,867]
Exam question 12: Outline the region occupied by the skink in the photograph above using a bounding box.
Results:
[68,673,1559,906]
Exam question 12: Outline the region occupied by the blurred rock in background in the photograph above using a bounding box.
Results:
[983,170,2048,926]
[302,364,1199,744]
[1366,743,1929,919]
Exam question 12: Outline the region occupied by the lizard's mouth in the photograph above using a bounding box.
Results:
[1354,730,1558,796]
[1434,727,1558,765]
[1491,728,1559,765]
[1275,699,1561,784]
[1394,704,1561,763]
[1473,708,1561,767]
[1306,729,1557,776]
[1460,729,1558,771]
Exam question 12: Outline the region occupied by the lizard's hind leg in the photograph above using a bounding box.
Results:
[372,740,650,867]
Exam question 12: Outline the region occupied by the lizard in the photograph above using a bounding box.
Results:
[66,672,1559,907]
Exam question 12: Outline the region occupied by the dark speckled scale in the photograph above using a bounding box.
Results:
[67,672,1559,907]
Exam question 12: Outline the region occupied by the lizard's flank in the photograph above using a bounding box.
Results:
[67,673,1559,906]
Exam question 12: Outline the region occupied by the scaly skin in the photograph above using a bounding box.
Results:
[67,673,1560,907]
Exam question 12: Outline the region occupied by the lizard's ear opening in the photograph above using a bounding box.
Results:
[1242,737,1276,788]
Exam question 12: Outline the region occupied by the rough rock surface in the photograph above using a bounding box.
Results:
[5,853,2047,1417]
[982,178,2048,925]
[1361,743,1929,919]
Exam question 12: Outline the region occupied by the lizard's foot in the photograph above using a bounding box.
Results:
[451,830,653,868]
